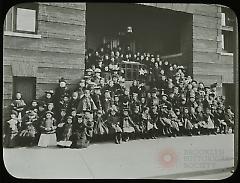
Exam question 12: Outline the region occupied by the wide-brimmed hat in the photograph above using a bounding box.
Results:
[59,77,66,83]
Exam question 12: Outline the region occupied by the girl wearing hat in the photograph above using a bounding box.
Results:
[106,108,122,144]
[38,111,57,147]
[43,90,54,105]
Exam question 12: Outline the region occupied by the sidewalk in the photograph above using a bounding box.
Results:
[3,134,234,179]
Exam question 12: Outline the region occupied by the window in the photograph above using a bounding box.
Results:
[221,31,234,53]
[221,7,235,27]
[220,6,235,54]
[4,3,38,34]
[120,62,142,81]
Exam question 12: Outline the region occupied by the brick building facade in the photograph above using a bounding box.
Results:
[3,3,237,115]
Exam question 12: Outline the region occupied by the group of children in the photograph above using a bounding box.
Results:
[4,44,235,149]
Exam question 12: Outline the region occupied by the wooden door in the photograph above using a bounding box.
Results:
[13,77,36,105]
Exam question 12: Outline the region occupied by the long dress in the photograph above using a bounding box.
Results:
[93,117,109,136]
[38,118,57,147]
[205,114,215,129]
[121,116,135,133]
[142,113,153,132]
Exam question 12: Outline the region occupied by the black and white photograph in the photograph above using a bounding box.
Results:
[2,2,239,179]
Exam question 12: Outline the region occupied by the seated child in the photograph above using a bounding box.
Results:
[93,110,109,142]
[214,107,227,134]
[189,107,200,135]
[121,108,136,142]
[131,106,144,139]
[225,106,234,133]
[83,110,94,143]
[159,105,172,137]
[10,92,26,122]
[70,114,89,149]
[149,105,159,139]
[181,107,193,136]
[4,110,20,148]
[203,107,216,135]
[174,108,184,136]
[56,108,67,141]
[107,108,122,144]
[38,111,57,147]
[168,107,180,137]
[57,116,73,148]
[195,106,208,135]
[19,110,38,146]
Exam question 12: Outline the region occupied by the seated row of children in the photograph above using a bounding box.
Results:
[4,85,234,149]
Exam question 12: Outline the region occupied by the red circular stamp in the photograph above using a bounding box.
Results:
[159,148,177,168]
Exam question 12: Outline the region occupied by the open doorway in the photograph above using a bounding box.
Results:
[86,3,193,70]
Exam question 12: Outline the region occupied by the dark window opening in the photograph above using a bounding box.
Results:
[222,30,234,53]
[13,77,36,105]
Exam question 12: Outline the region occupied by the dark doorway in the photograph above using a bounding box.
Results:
[86,3,193,72]
[222,83,235,112]
[13,76,36,105]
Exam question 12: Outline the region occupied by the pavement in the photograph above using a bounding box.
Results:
[3,133,234,179]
